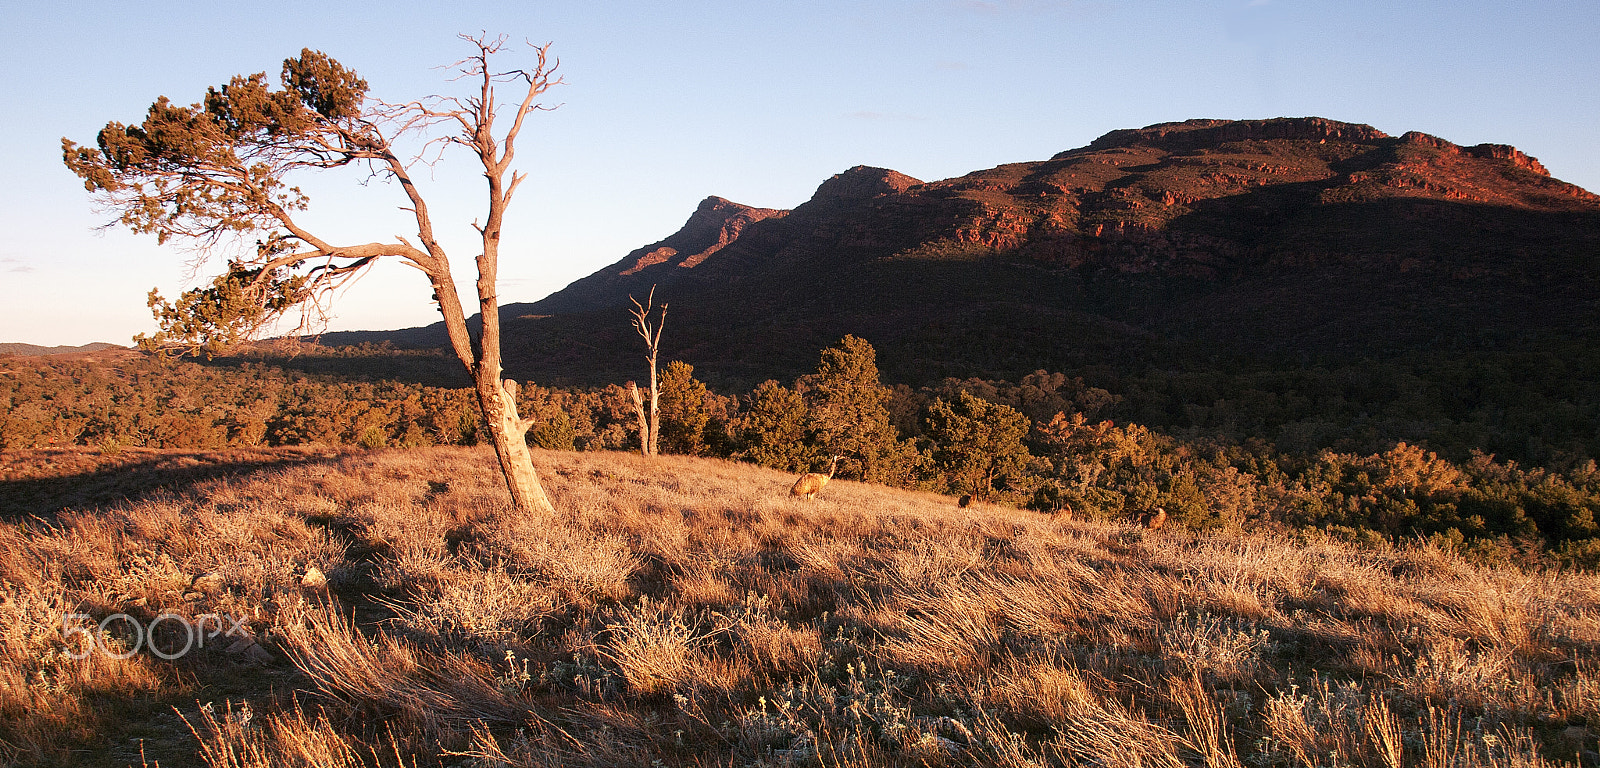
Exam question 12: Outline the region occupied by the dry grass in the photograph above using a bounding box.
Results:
[2,444,1600,766]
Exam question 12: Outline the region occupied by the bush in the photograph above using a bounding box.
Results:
[657,361,713,456]
[797,336,920,485]
[733,380,818,473]
[923,390,1031,501]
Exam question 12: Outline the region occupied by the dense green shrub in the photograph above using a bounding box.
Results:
[922,390,1031,501]
[731,380,817,473]
[656,361,717,456]
[795,336,921,486]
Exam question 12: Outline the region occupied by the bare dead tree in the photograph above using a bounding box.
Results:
[64,34,562,514]
[627,286,666,457]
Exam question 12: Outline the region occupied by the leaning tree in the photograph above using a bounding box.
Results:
[64,35,561,513]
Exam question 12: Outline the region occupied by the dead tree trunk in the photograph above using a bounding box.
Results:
[647,360,661,458]
[430,258,557,514]
[423,37,560,514]
[482,377,556,514]
[629,381,652,457]
[629,287,666,457]
[465,40,558,513]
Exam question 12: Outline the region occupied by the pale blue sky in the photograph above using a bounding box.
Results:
[3,1,1596,346]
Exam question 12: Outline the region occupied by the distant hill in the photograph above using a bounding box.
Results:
[0,342,125,358]
[320,116,1600,389]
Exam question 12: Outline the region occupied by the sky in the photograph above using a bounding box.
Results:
[2,0,1597,346]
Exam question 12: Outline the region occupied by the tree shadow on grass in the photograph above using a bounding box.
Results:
[0,447,343,521]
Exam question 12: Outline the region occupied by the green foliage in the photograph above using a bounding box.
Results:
[16,333,1600,567]
[1027,482,1066,513]
[656,361,713,456]
[62,49,380,355]
[529,411,577,451]
[1032,412,1255,530]
[732,380,818,473]
[922,390,1031,500]
[887,238,997,262]
[0,354,483,451]
[134,264,308,357]
[933,370,1121,426]
[357,424,388,449]
[281,49,369,120]
[797,336,884,444]
[514,382,580,452]
[796,336,920,485]
[1557,538,1600,571]
[64,49,366,234]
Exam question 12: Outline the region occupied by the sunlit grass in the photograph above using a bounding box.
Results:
[1,445,1596,766]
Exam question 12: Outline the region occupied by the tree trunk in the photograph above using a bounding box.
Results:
[490,422,555,514]
[647,358,661,457]
[476,374,556,514]
[630,381,653,456]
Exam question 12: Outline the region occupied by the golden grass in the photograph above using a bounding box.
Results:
[2,444,1599,766]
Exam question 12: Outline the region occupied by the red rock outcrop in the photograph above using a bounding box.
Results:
[618,196,787,275]
[1066,117,1391,157]
[807,166,922,204]
[1397,131,1551,176]
[555,117,1593,307]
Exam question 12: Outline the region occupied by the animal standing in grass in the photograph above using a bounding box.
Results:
[791,455,843,500]
[1139,507,1168,530]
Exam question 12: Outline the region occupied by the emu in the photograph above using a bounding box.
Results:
[791,455,843,500]
[1139,507,1167,530]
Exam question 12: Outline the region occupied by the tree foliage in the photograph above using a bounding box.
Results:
[923,390,1031,500]
[63,36,565,513]
[796,336,920,485]
[63,51,379,343]
[732,380,817,472]
[657,360,713,456]
[15,331,1600,569]
[136,268,308,357]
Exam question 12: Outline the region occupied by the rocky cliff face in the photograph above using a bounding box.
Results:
[871,116,1599,282]
[617,196,787,276]
[533,196,786,313]
[1072,116,1392,155]
[569,117,1595,294]
[806,166,922,204]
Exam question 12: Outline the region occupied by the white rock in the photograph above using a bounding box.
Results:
[301,567,328,590]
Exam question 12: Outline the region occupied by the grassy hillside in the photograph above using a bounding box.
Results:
[3,446,1599,766]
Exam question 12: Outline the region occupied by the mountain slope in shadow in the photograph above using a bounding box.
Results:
[320,117,1600,389]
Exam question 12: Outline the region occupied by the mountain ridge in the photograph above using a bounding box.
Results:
[0,342,125,358]
[319,116,1600,388]
[523,116,1597,309]
[536,196,787,314]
